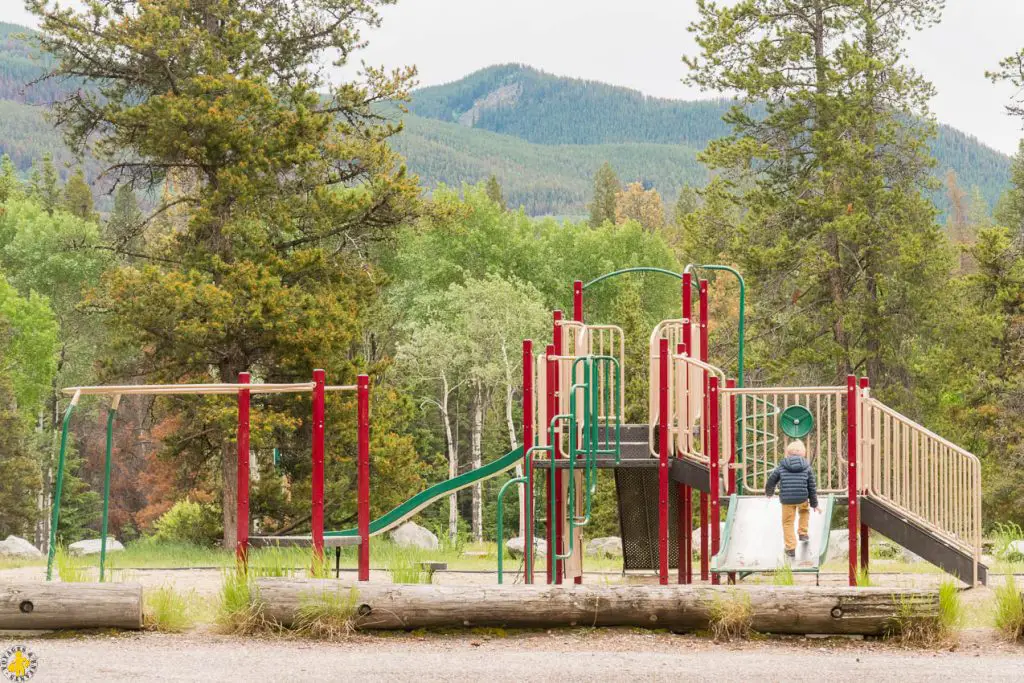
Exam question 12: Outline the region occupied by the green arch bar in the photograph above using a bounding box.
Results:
[582,267,682,290]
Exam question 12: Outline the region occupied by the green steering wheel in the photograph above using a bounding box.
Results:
[779,404,814,439]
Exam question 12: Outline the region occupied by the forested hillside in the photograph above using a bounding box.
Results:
[408,64,1012,215]
[0,24,1010,218]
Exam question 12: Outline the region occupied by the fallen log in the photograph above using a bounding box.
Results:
[0,582,143,630]
[254,580,938,636]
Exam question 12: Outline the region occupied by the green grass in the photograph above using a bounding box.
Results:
[771,565,794,586]
[293,587,359,639]
[994,574,1024,641]
[855,567,874,587]
[888,581,962,647]
[54,545,88,582]
[938,580,965,636]
[991,522,1024,563]
[144,586,197,632]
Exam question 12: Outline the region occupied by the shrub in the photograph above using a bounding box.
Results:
[994,575,1024,641]
[151,499,222,547]
[708,591,753,641]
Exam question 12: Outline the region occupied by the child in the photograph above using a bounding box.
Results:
[765,440,820,558]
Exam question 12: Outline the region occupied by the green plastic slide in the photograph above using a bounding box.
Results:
[325,447,524,539]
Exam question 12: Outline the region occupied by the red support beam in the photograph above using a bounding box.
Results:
[699,279,710,581]
[847,374,859,586]
[312,369,326,560]
[681,274,693,584]
[658,337,670,585]
[236,372,251,567]
[709,375,721,585]
[552,311,564,584]
[523,339,535,584]
[545,342,557,585]
[357,373,371,582]
[573,280,583,323]
[859,376,870,575]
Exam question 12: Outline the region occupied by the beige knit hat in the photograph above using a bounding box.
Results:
[785,440,807,458]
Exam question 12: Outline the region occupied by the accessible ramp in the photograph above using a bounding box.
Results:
[325,447,523,540]
[712,494,835,575]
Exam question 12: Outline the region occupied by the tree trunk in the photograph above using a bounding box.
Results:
[256,580,939,636]
[438,374,459,543]
[0,582,143,630]
[471,380,484,544]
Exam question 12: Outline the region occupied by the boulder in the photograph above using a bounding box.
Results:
[506,536,547,559]
[68,537,124,556]
[389,522,438,551]
[585,536,623,558]
[0,535,42,558]
[899,547,922,564]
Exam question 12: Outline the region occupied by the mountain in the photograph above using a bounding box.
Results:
[401,64,1012,217]
[0,24,1012,218]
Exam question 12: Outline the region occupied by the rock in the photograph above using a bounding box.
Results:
[826,529,849,563]
[899,547,922,564]
[585,537,623,558]
[68,537,124,556]
[0,535,42,558]
[506,536,547,558]
[389,522,438,551]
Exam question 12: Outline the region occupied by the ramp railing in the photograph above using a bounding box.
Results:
[859,395,982,580]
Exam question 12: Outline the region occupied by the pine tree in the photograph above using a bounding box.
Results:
[674,184,699,224]
[0,375,40,539]
[62,168,95,221]
[615,182,666,231]
[685,0,950,391]
[106,184,144,249]
[994,140,1024,240]
[485,174,505,209]
[589,162,620,227]
[0,154,17,204]
[31,154,61,216]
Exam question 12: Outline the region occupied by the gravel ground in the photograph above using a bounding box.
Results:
[6,629,1024,682]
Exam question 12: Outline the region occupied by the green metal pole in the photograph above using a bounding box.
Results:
[99,397,120,582]
[46,398,77,581]
[693,264,747,495]
[497,475,528,584]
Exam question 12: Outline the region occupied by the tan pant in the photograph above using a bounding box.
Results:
[781,501,810,551]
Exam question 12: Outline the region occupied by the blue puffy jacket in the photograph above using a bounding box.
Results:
[765,456,818,508]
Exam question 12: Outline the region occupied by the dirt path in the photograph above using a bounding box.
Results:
[7,630,1024,682]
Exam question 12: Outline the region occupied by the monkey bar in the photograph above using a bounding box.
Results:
[48,372,371,582]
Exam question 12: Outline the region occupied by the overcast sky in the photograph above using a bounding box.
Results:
[4,1,1024,155]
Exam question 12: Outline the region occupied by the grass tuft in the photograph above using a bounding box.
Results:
[144,586,196,632]
[887,582,961,647]
[855,567,874,587]
[215,566,269,635]
[708,590,754,641]
[54,545,88,582]
[772,565,794,586]
[293,587,359,639]
[994,574,1024,642]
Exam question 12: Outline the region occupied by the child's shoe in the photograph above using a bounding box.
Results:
[784,549,796,559]
[798,534,809,542]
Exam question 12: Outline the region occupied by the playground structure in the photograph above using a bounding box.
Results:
[44,265,984,592]
[505,266,986,587]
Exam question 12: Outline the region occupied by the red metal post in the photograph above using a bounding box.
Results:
[847,374,859,586]
[312,369,326,560]
[709,376,721,585]
[357,374,371,582]
[699,279,710,581]
[552,311,564,584]
[523,339,535,584]
[573,280,583,323]
[236,372,251,566]
[859,376,870,575]
[545,343,557,584]
[681,274,693,584]
[658,337,670,585]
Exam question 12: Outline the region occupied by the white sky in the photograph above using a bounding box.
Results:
[4,1,1023,155]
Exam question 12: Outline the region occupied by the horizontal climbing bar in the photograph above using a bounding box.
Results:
[61,382,358,397]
